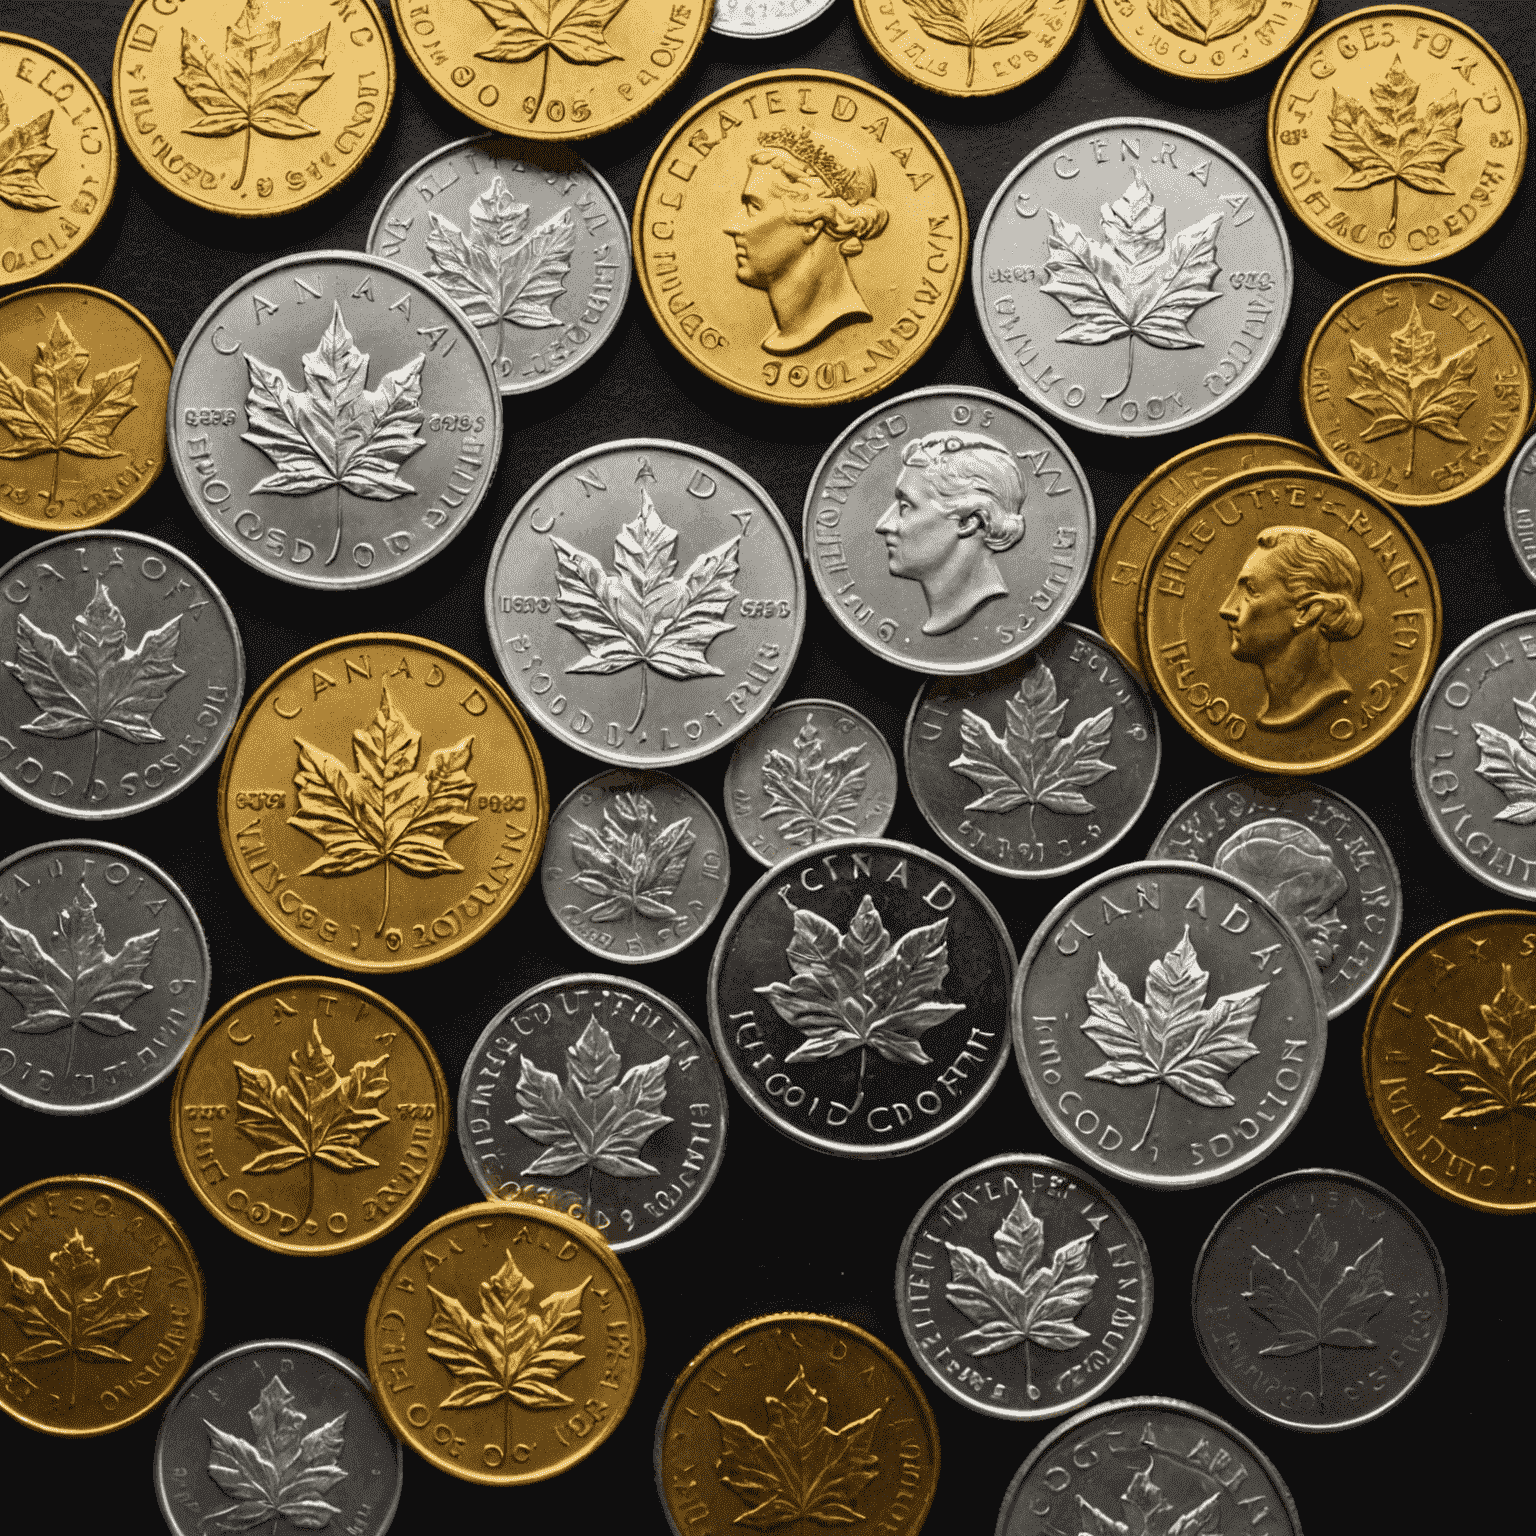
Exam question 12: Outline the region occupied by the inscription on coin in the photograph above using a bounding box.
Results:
[1507,433,1536,586]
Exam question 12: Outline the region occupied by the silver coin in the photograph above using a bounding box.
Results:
[457,972,729,1251]
[804,386,1094,674]
[0,531,244,818]
[1013,860,1326,1190]
[724,697,898,867]
[896,1152,1152,1422]
[541,769,730,963]
[906,623,1159,880]
[154,1338,403,1536]
[1192,1167,1447,1434]
[709,837,1016,1158]
[1505,432,1536,586]
[168,250,502,589]
[974,118,1293,438]
[1148,777,1402,1020]
[711,0,839,37]
[485,438,804,766]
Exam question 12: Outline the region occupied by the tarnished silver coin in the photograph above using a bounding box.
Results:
[485,439,804,766]
[1193,1167,1447,1434]
[457,973,729,1251]
[0,531,243,818]
[709,837,1016,1158]
[1506,433,1536,587]
[711,0,839,37]
[168,250,501,589]
[896,1153,1152,1422]
[804,386,1093,674]
[1013,861,1326,1190]
[541,769,730,963]
[906,623,1159,880]
[724,698,898,867]
[974,119,1293,438]
[1148,777,1402,1020]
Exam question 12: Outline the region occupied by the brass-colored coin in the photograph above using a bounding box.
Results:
[366,1200,643,1483]
[1269,5,1526,266]
[0,1174,204,1436]
[633,70,968,408]
[217,633,548,971]
[1091,0,1318,81]
[1138,464,1441,774]
[1303,272,1531,507]
[112,0,394,217]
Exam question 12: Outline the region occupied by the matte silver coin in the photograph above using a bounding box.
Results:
[0,531,243,818]
[906,623,1159,879]
[367,135,630,397]
[1192,1167,1447,1433]
[974,119,1293,438]
[1506,433,1536,587]
[1013,861,1326,1190]
[457,973,729,1251]
[804,386,1094,674]
[709,837,1016,1158]
[896,1153,1152,1421]
[711,0,838,38]
[168,250,502,589]
[485,439,804,766]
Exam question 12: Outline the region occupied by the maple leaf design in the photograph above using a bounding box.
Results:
[1076,1459,1220,1536]
[1472,690,1536,824]
[0,88,59,212]
[565,790,695,923]
[468,0,631,124]
[1147,0,1264,45]
[1423,963,1536,1129]
[903,0,1037,90]
[759,722,868,849]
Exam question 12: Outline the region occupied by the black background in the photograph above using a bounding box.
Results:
[0,0,1531,1529]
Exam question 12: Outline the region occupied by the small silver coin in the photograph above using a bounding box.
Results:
[711,0,839,38]
[541,769,730,963]
[1192,1167,1447,1433]
[457,973,729,1251]
[1505,432,1536,587]
[168,250,502,589]
[804,386,1094,674]
[906,623,1159,880]
[1013,860,1326,1190]
[724,697,898,867]
[974,118,1293,438]
[896,1152,1152,1422]
[0,531,244,818]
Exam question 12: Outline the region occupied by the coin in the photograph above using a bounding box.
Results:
[1269,5,1526,267]
[168,250,502,589]
[709,837,1016,1157]
[712,0,837,39]
[905,623,1160,880]
[485,439,804,767]
[217,633,547,972]
[1091,0,1318,80]
[0,530,244,819]
[0,1174,204,1436]
[633,70,968,408]
[974,118,1292,438]
[1507,433,1536,586]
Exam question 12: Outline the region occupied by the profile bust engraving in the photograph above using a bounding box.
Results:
[1213,818,1349,968]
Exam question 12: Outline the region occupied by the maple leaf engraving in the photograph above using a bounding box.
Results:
[1423,963,1536,1132]
[1147,0,1264,45]
[0,88,59,212]
[468,0,631,123]
[1472,690,1536,824]
[903,0,1037,90]
[759,722,868,849]
[1076,1459,1220,1536]
[565,790,695,923]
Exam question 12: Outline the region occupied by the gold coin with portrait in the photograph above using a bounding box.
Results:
[633,70,968,408]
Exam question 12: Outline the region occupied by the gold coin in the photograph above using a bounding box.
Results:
[1269,5,1526,266]
[0,1174,204,1436]
[1302,272,1531,507]
[1091,0,1318,81]
[633,70,968,408]
[1137,463,1441,773]
[217,633,548,971]
[112,0,394,217]
[365,1200,643,1483]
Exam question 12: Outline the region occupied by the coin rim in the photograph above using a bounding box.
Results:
[710,0,840,40]
[1505,431,1536,588]
[1089,0,1320,82]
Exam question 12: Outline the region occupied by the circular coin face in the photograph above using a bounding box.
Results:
[1091,0,1318,80]
[1506,433,1536,586]
[711,0,837,39]
[633,71,968,408]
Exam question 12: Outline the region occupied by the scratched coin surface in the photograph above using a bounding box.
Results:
[1507,433,1536,586]
[1091,0,1318,80]
[711,0,837,39]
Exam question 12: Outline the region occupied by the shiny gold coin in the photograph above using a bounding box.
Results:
[112,0,394,217]
[1269,5,1525,266]
[1137,463,1441,774]
[0,1174,204,1436]
[1091,0,1318,81]
[1303,271,1531,507]
[170,977,450,1256]
[366,1200,643,1484]
[633,70,968,408]
[217,633,548,971]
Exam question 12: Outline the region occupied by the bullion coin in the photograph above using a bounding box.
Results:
[1091,0,1318,80]
[1508,434,1536,586]
[712,0,838,38]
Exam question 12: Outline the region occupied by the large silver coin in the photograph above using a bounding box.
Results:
[485,439,804,766]
[457,973,729,1251]
[0,531,243,818]
[804,386,1093,674]
[974,119,1293,438]
[1506,432,1536,586]
[367,136,629,398]
[1013,861,1326,1190]
[896,1153,1152,1421]
[905,623,1159,879]
[168,250,502,589]
[712,0,839,38]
